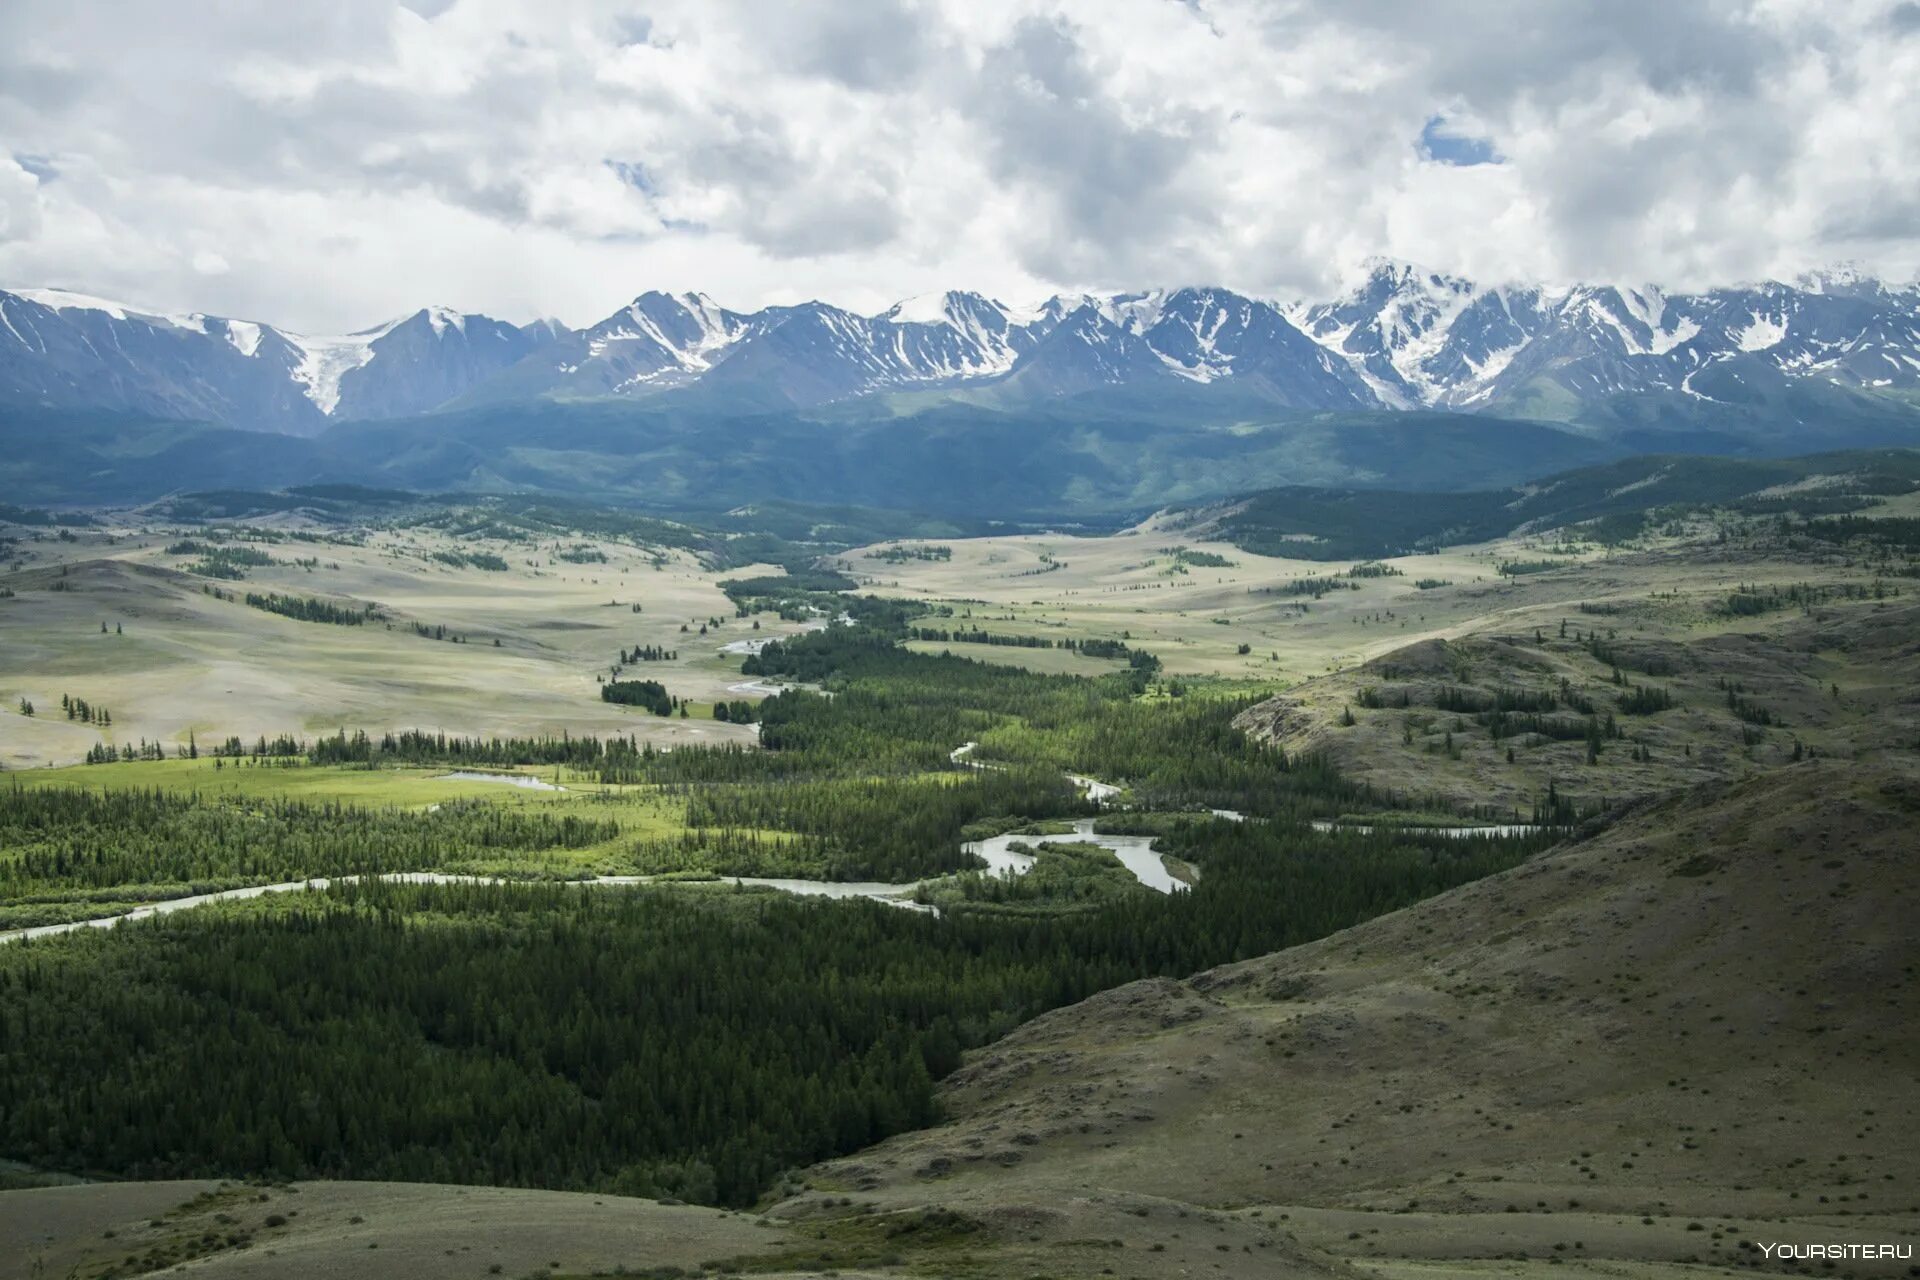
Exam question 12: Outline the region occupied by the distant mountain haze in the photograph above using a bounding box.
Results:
[4,262,1917,434]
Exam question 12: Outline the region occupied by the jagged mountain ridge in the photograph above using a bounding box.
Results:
[2,263,1916,433]
[0,289,552,432]
[1292,259,1920,411]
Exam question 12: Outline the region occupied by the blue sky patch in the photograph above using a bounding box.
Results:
[1419,116,1500,166]
[13,153,59,183]
[605,159,657,194]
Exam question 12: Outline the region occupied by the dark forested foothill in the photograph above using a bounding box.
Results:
[0,816,1548,1206]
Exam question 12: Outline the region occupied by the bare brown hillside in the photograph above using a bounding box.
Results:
[804,757,1920,1276]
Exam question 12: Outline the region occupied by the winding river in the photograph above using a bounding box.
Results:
[1,748,1195,944]
[0,870,942,945]
[960,820,1189,893]
[5,746,1533,945]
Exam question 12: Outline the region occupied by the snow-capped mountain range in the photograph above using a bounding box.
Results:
[2,261,1917,434]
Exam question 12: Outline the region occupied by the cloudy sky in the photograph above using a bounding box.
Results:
[2,0,1916,332]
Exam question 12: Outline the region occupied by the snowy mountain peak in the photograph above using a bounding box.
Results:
[12,287,137,321]
[885,291,969,326]
[1295,262,1488,406]
[420,306,468,336]
[11,286,216,333]
[1094,289,1170,333]
[582,291,747,382]
[4,270,1920,430]
[1351,257,1475,296]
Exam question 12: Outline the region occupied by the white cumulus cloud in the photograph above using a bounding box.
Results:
[0,0,1913,330]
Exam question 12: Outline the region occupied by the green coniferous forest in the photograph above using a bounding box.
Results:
[0,790,617,929]
[0,612,1557,1208]
[0,827,1540,1206]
